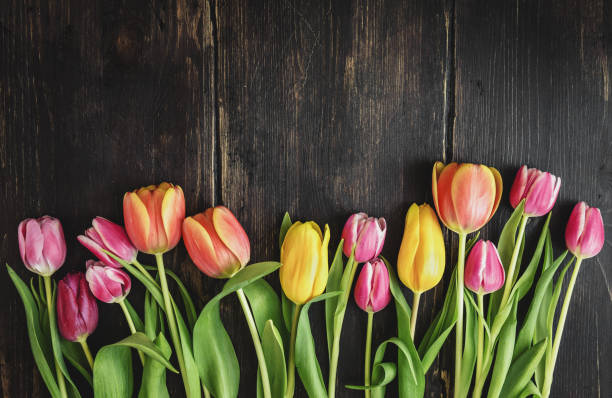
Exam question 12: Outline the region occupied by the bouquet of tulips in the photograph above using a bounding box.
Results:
[7,162,604,398]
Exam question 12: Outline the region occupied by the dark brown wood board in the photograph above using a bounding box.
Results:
[0,0,609,397]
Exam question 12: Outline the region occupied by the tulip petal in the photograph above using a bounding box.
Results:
[124,192,151,253]
[488,166,503,222]
[342,213,368,257]
[482,241,505,293]
[24,219,46,273]
[369,260,391,312]
[437,163,462,231]
[312,224,330,299]
[565,201,586,255]
[17,220,28,266]
[354,261,374,311]
[397,204,420,290]
[77,275,98,335]
[451,164,497,233]
[40,217,66,272]
[184,216,222,278]
[213,206,251,267]
[509,165,529,208]
[92,217,136,262]
[412,204,445,292]
[146,187,169,252]
[78,235,121,268]
[161,186,185,251]
[578,207,605,258]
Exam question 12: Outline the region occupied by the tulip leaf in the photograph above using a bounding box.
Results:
[144,291,160,340]
[346,362,397,392]
[279,212,292,248]
[458,289,478,398]
[119,259,165,308]
[499,339,548,398]
[243,279,287,346]
[159,267,198,330]
[223,261,282,294]
[487,298,518,398]
[110,332,178,372]
[60,339,93,386]
[261,320,287,398]
[533,233,554,389]
[517,381,542,398]
[281,291,294,335]
[295,291,342,398]
[7,265,61,398]
[138,333,171,398]
[124,298,145,332]
[325,240,345,357]
[93,344,133,398]
[171,298,202,398]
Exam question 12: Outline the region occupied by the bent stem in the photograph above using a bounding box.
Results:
[364,312,374,398]
[499,214,528,309]
[155,253,192,398]
[454,232,467,398]
[118,299,145,364]
[541,257,583,398]
[410,292,421,340]
[236,288,271,398]
[44,275,68,398]
[78,339,94,369]
[285,304,302,398]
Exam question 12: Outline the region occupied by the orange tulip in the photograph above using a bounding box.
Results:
[432,162,502,234]
[123,182,185,254]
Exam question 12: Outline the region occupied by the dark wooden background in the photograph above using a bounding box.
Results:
[1,0,610,397]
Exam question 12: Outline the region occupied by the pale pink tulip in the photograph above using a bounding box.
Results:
[18,216,67,276]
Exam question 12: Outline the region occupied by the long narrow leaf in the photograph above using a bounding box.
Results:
[325,240,345,357]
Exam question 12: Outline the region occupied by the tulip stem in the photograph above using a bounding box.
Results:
[79,339,94,369]
[410,292,421,341]
[455,232,467,398]
[236,288,272,398]
[364,312,374,398]
[499,214,528,310]
[541,257,582,398]
[118,299,145,364]
[132,259,157,283]
[155,254,192,398]
[285,304,301,398]
[44,275,68,398]
[475,293,484,382]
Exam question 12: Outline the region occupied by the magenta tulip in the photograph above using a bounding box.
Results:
[18,216,67,276]
[57,273,98,342]
[465,240,505,294]
[342,213,387,263]
[78,217,137,268]
[509,165,561,217]
[353,258,391,313]
[85,260,131,303]
[565,202,605,259]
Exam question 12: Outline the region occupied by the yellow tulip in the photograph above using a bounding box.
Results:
[397,203,446,293]
[280,221,330,304]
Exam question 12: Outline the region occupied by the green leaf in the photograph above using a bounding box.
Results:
[120,260,165,308]
[111,332,178,372]
[325,240,345,357]
[93,345,133,398]
[61,339,93,386]
[487,299,518,398]
[500,339,548,398]
[7,265,60,398]
[281,291,294,335]
[295,292,342,398]
[144,291,160,340]
[279,212,292,248]
[372,337,424,398]
[517,381,542,398]
[458,289,478,398]
[172,299,202,398]
[124,298,144,332]
[161,268,198,330]
[223,262,282,294]
[261,320,287,398]
[138,333,171,398]
[243,279,288,347]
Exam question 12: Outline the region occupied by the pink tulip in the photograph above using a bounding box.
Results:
[565,202,605,259]
[85,260,131,303]
[342,213,386,263]
[57,273,98,342]
[353,258,391,313]
[509,165,561,217]
[78,217,137,268]
[464,240,505,294]
[18,216,67,276]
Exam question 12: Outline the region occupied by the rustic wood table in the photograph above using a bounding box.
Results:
[1,0,610,397]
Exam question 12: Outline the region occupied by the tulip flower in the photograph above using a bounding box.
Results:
[18,216,67,276]
[509,165,561,217]
[183,206,250,278]
[123,182,185,254]
[78,217,137,268]
[341,213,387,263]
[464,240,505,294]
[85,260,131,303]
[57,273,98,368]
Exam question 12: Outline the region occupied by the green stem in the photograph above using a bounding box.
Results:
[364,312,374,398]
[285,304,302,398]
[541,257,583,398]
[236,288,271,398]
[155,253,192,398]
[118,299,145,364]
[44,276,68,398]
[475,293,484,383]
[328,256,358,398]
[79,339,94,370]
[455,232,467,398]
[499,214,529,309]
[410,292,421,340]
[132,259,157,283]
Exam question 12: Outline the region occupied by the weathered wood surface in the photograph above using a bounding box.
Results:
[0,0,609,397]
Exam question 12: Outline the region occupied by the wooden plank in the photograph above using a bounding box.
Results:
[454,0,612,396]
[214,0,451,396]
[0,0,214,396]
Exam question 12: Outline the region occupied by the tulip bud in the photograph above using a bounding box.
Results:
[565,201,605,259]
[78,217,137,268]
[509,165,561,217]
[57,273,98,342]
[18,216,67,276]
[280,221,330,304]
[183,206,251,279]
[464,240,505,294]
[397,203,446,293]
[85,260,131,303]
[432,162,503,234]
[123,182,185,254]
[353,258,391,313]
[341,213,386,263]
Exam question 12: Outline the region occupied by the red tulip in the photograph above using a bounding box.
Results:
[353,258,391,313]
[565,202,605,259]
[57,273,98,342]
[78,217,137,268]
[509,165,561,217]
[183,206,250,278]
[123,182,185,254]
[464,240,505,294]
[341,213,386,263]
[85,260,131,303]
[18,216,67,276]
